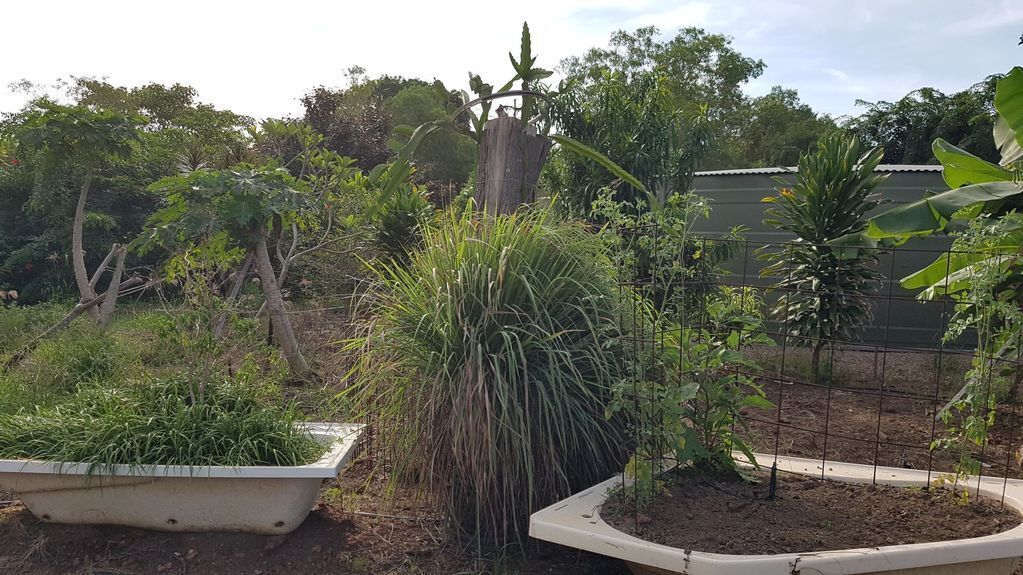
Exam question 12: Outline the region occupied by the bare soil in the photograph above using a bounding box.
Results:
[744,346,1023,479]
[602,468,1021,555]
[0,459,626,575]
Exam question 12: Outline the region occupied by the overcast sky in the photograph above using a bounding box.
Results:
[3,0,1021,121]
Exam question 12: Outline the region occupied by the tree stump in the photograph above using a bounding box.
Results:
[475,116,552,215]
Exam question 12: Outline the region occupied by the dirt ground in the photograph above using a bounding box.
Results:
[744,346,1023,480]
[0,458,627,575]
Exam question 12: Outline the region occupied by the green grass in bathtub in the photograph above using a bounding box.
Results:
[0,377,325,470]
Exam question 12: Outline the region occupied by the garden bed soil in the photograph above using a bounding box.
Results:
[602,468,1022,555]
[744,346,1023,479]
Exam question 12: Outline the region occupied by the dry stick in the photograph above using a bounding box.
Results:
[2,277,147,369]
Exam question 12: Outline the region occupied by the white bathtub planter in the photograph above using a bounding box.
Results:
[530,454,1023,575]
[0,422,363,534]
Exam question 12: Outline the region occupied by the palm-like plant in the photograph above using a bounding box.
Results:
[761,133,886,382]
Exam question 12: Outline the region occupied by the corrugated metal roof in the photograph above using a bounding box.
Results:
[695,164,943,176]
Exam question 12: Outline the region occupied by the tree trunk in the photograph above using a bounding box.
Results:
[475,116,551,215]
[72,174,99,322]
[252,230,309,377]
[811,342,824,385]
[97,244,126,329]
[212,252,253,340]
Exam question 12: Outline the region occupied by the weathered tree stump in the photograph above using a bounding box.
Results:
[475,116,552,215]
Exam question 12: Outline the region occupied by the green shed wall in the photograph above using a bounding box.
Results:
[691,168,954,348]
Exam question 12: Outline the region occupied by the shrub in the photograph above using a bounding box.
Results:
[0,376,324,469]
[761,133,885,383]
[345,207,627,547]
[19,327,136,391]
[609,286,772,507]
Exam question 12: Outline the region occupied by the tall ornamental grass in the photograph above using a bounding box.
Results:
[345,208,627,546]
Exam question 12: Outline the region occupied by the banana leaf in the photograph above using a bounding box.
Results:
[864,180,1023,240]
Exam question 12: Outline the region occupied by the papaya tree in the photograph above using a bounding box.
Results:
[14,101,141,327]
[142,167,318,376]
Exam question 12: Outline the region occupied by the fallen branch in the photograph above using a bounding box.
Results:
[2,277,148,370]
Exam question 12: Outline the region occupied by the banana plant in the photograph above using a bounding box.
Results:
[842,67,1023,297]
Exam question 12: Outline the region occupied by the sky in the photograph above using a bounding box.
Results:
[2,0,1021,121]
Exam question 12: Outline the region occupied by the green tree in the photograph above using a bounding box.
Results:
[547,71,712,216]
[385,83,476,186]
[561,27,765,168]
[762,134,886,383]
[14,102,140,326]
[845,77,1001,164]
[739,87,837,167]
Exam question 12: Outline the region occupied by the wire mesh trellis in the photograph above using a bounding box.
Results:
[614,223,1023,525]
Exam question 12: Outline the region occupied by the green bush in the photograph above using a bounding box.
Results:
[20,328,135,391]
[345,207,627,547]
[0,376,324,469]
[0,302,68,357]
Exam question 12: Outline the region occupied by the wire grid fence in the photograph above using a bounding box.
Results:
[614,224,1023,522]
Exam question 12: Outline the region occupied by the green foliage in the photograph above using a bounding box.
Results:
[845,76,1002,165]
[0,376,324,469]
[344,207,626,547]
[0,302,67,356]
[593,190,743,319]
[762,134,885,381]
[27,331,129,390]
[374,184,435,263]
[609,287,772,507]
[738,87,838,167]
[0,82,250,302]
[385,83,476,185]
[931,214,1023,478]
[508,22,554,122]
[16,101,140,163]
[561,26,764,169]
[142,167,312,250]
[547,72,711,215]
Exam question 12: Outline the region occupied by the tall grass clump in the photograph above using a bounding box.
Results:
[0,377,324,469]
[345,207,627,547]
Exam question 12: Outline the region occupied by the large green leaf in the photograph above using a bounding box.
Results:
[549,133,648,196]
[994,66,1023,164]
[933,139,1013,187]
[865,181,1023,239]
[994,115,1023,166]
[900,222,1023,297]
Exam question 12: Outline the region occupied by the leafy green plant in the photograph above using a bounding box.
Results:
[374,183,435,263]
[547,71,712,216]
[0,376,323,469]
[593,189,743,320]
[609,286,772,507]
[343,207,626,547]
[846,67,1023,479]
[930,214,1023,477]
[761,133,886,383]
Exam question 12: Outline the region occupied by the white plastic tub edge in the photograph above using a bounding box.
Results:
[0,422,364,534]
[529,454,1023,575]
